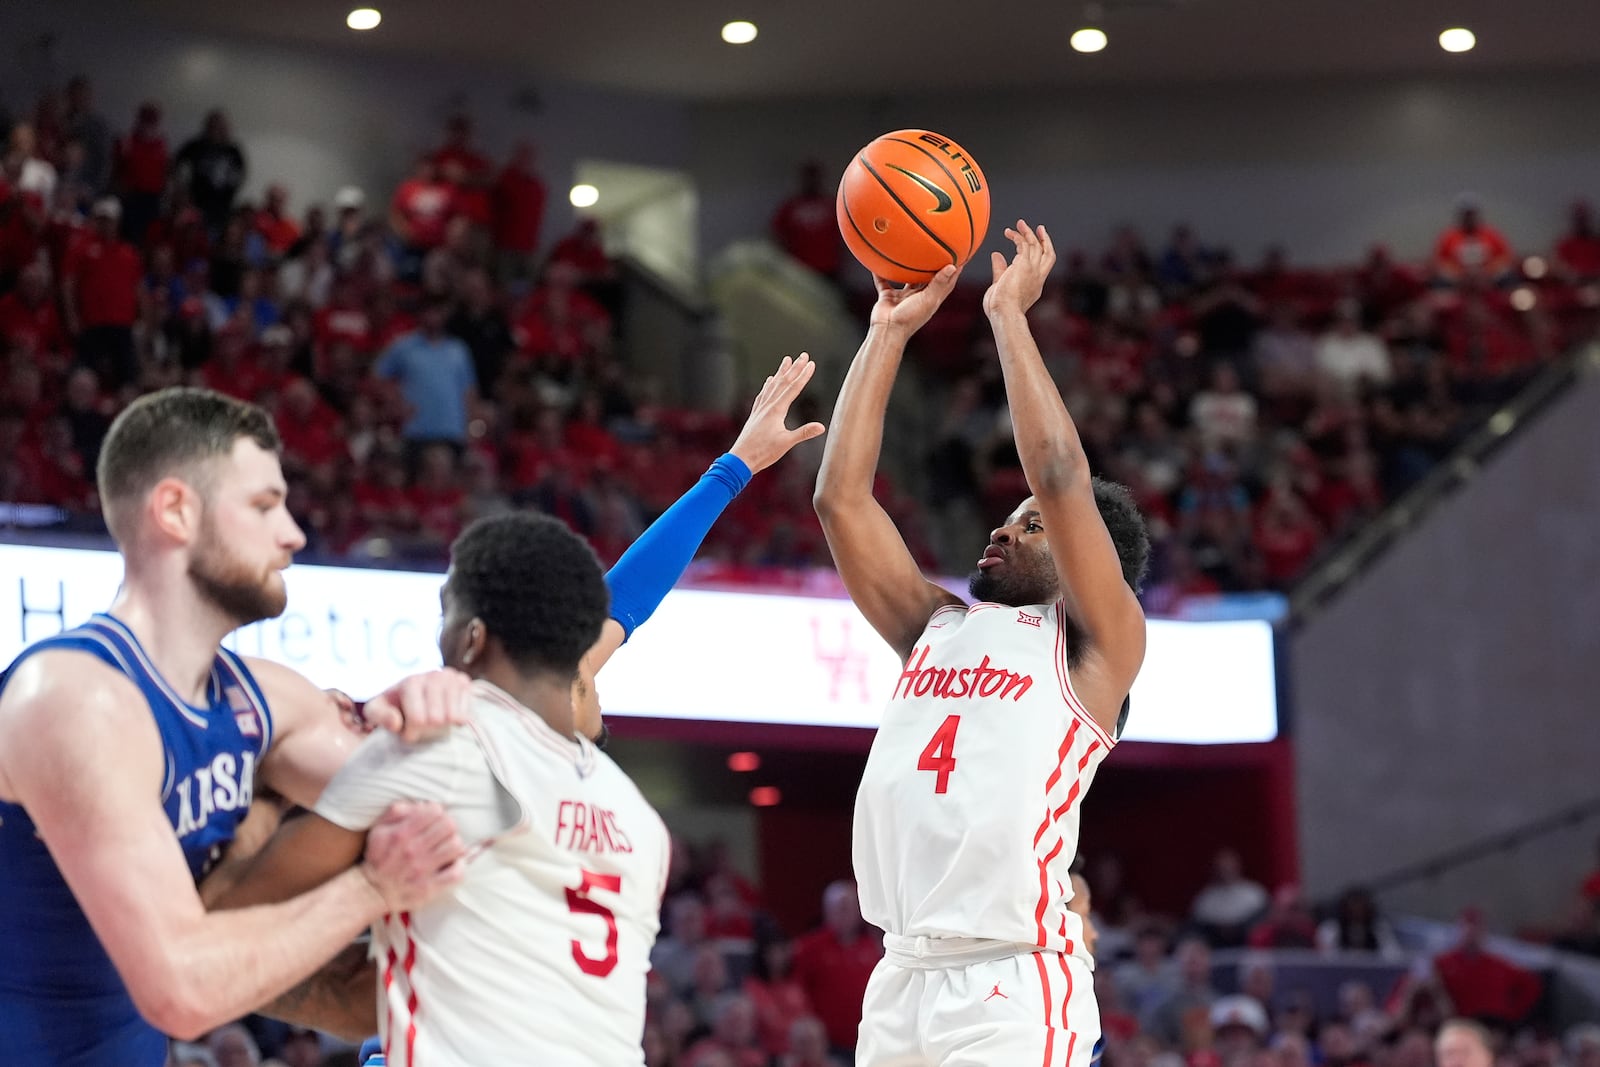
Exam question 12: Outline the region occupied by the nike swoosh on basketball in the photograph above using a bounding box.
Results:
[885,164,953,214]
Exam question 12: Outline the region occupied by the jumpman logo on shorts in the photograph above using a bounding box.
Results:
[984,983,1008,1002]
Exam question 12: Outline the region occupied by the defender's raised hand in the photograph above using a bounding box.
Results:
[982,220,1056,318]
[869,264,963,336]
[728,353,827,475]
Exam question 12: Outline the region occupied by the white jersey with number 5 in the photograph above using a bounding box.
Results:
[315,681,670,1067]
[854,600,1115,966]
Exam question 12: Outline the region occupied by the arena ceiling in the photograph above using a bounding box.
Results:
[139,0,1600,99]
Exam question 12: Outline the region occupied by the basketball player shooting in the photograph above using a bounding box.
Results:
[213,355,825,1064]
[0,389,474,1067]
[814,220,1150,1066]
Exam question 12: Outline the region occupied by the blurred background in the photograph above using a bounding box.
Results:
[1,1,1598,1065]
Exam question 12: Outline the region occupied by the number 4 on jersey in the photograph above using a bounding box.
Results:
[917,714,961,793]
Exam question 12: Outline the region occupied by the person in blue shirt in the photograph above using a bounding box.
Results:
[374,295,478,461]
[0,387,475,1067]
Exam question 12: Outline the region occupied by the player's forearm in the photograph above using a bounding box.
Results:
[259,942,379,1041]
[158,867,383,1039]
[987,308,1090,493]
[815,324,909,505]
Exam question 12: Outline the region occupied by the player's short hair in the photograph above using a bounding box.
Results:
[1092,477,1151,594]
[447,512,609,676]
[97,388,280,542]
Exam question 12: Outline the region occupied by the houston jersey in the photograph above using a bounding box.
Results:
[316,681,670,1067]
[0,613,272,1067]
[854,601,1116,965]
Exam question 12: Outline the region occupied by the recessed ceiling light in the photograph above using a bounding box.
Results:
[569,184,599,208]
[722,20,758,45]
[1439,27,1476,53]
[346,8,382,31]
[1071,28,1108,54]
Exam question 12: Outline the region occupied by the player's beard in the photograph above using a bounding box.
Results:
[188,514,288,627]
[967,551,1058,607]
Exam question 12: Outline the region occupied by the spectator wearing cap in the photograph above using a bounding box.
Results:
[111,101,168,244]
[1434,196,1514,288]
[175,109,247,235]
[1191,848,1270,947]
[1210,995,1269,1065]
[4,123,57,206]
[374,294,478,465]
[1432,908,1543,1027]
[329,185,368,267]
[1435,1018,1495,1067]
[63,197,142,390]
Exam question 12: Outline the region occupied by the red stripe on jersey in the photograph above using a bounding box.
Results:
[1043,719,1081,795]
[1057,952,1074,1040]
[1053,600,1114,750]
[382,934,398,1063]
[1034,837,1065,946]
[1050,742,1102,822]
[403,913,419,1067]
[1034,951,1056,1067]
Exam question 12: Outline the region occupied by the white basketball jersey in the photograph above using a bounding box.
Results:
[854,601,1115,965]
[367,683,670,1066]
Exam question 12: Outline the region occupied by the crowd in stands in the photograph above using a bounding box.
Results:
[1,82,1596,605]
[774,166,1600,599]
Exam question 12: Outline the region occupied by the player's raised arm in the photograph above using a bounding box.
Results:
[588,352,827,670]
[983,221,1146,726]
[0,653,464,1042]
[814,268,965,661]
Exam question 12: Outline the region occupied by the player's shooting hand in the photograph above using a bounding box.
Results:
[869,264,962,337]
[982,220,1056,319]
[361,800,467,913]
[727,353,828,475]
[362,669,473,744]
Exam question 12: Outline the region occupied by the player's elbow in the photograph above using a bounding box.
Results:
[132,975,215,1042]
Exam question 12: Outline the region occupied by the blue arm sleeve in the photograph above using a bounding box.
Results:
[605,453,752,640]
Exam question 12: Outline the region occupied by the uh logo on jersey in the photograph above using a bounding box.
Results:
[895,646,1034,703]
[174,750,256,839]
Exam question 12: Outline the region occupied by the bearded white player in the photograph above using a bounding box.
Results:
[218,355,826,1063]
[815,220,1150,1066]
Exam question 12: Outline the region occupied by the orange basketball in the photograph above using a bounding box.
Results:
[836,129,991,285]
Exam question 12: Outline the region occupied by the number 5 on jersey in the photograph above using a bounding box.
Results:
[565,869,622,977]
[918,714,961,794]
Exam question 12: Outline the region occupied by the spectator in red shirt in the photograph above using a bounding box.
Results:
[682,994,768,1067]
[390,156,457,255]
[63,197,142,389]
[111,101,168,245]
[492,140,547,278]
[431,113,493,228]
[790,880,882,1055]
[772,161,841,279]
[1434,197,1514,287]
[409,441,467,548]
[745,935,814,1058]
[0,260,66,356]
[253,182,301,258]
[548,217,615,284]
[1555,200,1600,282]
[1254,483,1324,588]
[1444,297,1537,383]
[274,375,346,474]
[1433,907,1543,1026]
[1246,884,1319,949]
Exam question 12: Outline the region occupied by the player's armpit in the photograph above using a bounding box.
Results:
[259,940,378,1041]
[213,811,366,910]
